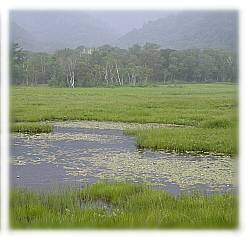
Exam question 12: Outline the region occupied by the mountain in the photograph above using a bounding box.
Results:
[114,11,238,50]
[88,11,172,35]
[10,11,238,52]
[10,22,39,50]
[10,11,119,51]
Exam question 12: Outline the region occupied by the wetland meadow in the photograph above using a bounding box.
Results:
[10,83,238,229]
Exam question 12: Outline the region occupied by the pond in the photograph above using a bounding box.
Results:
[10,121,237,196]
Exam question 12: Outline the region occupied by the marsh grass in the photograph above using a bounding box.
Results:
[11,122,53,134]
[10,84,237,125]
[125,127,238,156]
[10,84,238,154]
[10,183,238,229]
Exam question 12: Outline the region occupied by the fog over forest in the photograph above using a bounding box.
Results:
[10,10,238,87]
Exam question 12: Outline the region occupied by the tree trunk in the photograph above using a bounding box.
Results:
[115,63,121,86]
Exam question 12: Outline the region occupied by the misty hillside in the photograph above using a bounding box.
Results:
[10,22,40,50]
[114,11,238,50]
[10,11,238,52]
[10,11,119,51]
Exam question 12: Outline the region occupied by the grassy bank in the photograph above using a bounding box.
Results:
[10,183,238,229]
[126,127,237,156]
[11,122,53,134]
[10,84,238,154]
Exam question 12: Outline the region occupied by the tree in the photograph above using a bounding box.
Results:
[10,43,27,84]
[11,43,238,87]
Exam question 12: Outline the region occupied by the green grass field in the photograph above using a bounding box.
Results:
[10,183,238,229]
[10,83,238,155]
[11,84,237,125]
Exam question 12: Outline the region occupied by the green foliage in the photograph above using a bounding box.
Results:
[10,43,27,85]
[10,43,238,87]
[10,183,238,229]
[11,122,53,134]
[167,49,238,83]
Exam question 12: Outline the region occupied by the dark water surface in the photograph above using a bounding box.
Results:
[11,122,237,195]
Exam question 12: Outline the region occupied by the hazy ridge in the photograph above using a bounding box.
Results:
[10,11,238,51]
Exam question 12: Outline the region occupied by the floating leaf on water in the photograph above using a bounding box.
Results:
[11,121,237,193]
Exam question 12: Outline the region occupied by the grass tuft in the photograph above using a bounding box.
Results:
[125,127,238,156]
[10,183,238,229]
[11,122,53,134]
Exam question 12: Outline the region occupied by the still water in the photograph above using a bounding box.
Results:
[11,121,237,195]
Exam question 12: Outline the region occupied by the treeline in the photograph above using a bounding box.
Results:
[11,43,238,87]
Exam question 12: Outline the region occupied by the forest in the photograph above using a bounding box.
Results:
[10,43,238,87]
